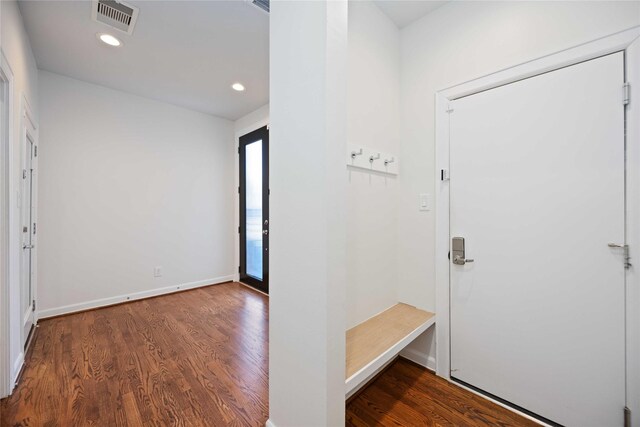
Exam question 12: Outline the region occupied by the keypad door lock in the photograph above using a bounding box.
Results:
[452,237,474,265]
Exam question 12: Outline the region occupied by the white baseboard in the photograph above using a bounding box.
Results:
[400,346,436,371]
[37,275,235,319]
[11,350,24,391]
[265,419,276,427]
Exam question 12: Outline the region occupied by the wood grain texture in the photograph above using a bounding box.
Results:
[347,358,540,427]
[346,304,434,378]
[3,283,538,426]
[0,282,269,427]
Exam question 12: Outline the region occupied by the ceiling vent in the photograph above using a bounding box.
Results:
[92,0,139,35]
[252,0,269,13]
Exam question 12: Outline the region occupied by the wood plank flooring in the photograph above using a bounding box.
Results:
[346,358,540,427]
[2,282,538,426]
[0,282,269,427]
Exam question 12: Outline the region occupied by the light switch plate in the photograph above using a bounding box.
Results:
[419,193,430,211]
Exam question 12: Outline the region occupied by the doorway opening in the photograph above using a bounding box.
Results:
[239,125,269,294]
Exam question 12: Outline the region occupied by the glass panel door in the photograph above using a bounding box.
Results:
[239,125,269,293]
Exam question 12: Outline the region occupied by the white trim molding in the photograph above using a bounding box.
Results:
[0,48,15,399]
[37,275,235,319]
[19,93,38,348]
[624,30,640,424]
[399,347,436,372]
[435,25,640,421]
[11,351,23,386]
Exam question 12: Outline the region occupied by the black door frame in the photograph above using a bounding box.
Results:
[239,125,269,294]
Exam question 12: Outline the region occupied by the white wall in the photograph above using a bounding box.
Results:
[269,1,347,425]
[399,0,640,363]
[37,71,236,317]
[346,1,400,329]
[0,0,39,391]
[232,0,404,335]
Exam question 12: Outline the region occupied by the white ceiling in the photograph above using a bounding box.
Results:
[374,0,448,28]
[18,0,269,121]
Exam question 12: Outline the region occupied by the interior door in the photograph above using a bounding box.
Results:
[21,134,35,347]
[449,52,625,426]
[239,125,269,293]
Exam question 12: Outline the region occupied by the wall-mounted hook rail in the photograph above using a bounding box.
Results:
[347,145,398,175]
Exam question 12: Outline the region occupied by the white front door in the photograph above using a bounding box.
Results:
[449,52,625,426]
[20,135,35,347]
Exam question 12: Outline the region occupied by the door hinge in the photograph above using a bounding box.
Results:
[624,406,630,427]
[33,222,36,235]
[34,145,38,157]
[238,186,240,194]
[609,243,632,269]
[238,266,241,273]
[22,169,27,179]
[623,82,630,106]
[625,247,632,270]
[32,299,35,311]
[238,226,241,234]
[441,169,450,181]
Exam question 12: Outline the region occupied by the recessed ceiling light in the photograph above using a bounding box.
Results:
[97,33,122,47]
[232,83,245,92]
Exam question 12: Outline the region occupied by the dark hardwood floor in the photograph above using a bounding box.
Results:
[2,282,537,426]
[346,358,539,427]
[0,282,269,427]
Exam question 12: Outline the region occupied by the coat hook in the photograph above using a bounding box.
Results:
[384,157,395,167]
[351,148,363,159]
[369,153,380,163]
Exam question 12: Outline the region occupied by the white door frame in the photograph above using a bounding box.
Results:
[435,26,640,420]
[0,49,15,399]
[19,95,38,347]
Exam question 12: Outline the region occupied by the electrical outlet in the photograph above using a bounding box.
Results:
[154,266,163,277]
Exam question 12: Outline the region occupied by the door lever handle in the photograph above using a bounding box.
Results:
[453,255,474,265]
[608,243,627,248]
[23,244,34,250]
